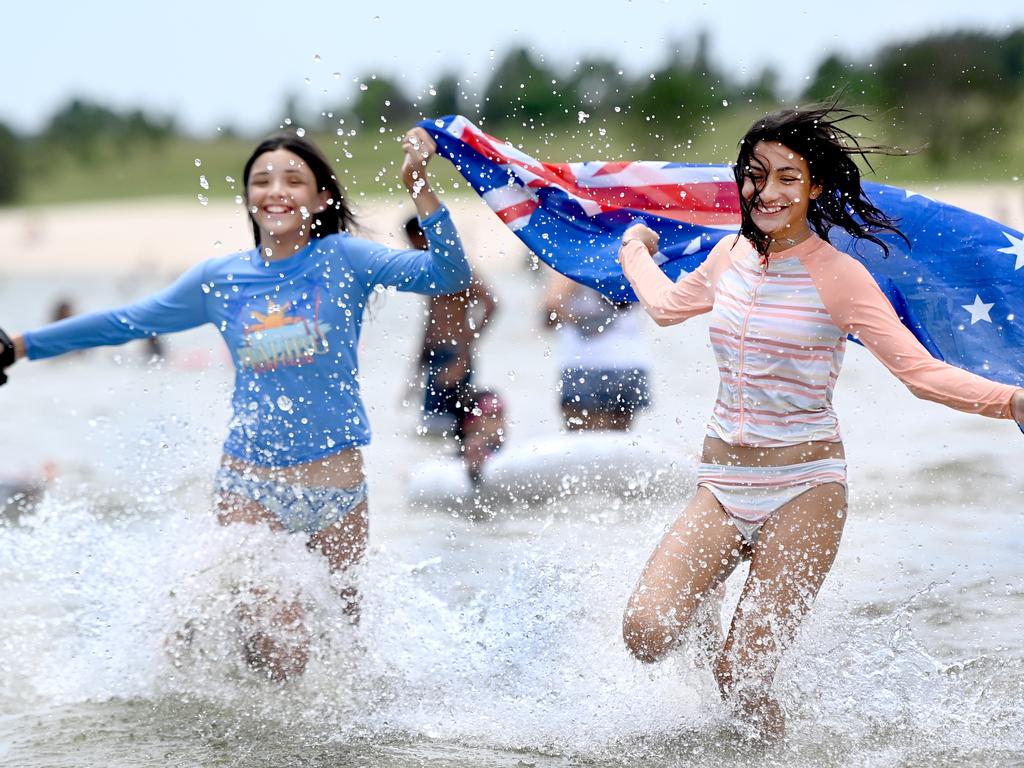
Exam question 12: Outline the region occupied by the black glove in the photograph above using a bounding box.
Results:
[0,327,15,386]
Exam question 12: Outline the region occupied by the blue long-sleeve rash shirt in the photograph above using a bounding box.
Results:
[24,206,471,467]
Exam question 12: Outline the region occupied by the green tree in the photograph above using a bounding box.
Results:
[279,92,305,130]
[43,97,175,162]
[422,72,461,118]
[747,65,780,104]
[565,57,627,113]
[629,34,738,136]
[874,31,1024,165]
[43,98,123,160]
[351,75,416,129]
[481,47,562,124]
[0,121,22,204]
[801,54,881,105]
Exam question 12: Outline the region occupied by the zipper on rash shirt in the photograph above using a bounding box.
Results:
[735,259,768,444]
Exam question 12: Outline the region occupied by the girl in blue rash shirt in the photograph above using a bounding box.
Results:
[4,127,470,679]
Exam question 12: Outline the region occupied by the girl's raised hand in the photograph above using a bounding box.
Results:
[621,222,660,257]
[401,127,437,194]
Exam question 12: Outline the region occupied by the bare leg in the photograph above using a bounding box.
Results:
[693,580,728,667]
[236,594,309,682]
[714,483,847,741]
[623,487,745,663]
[308,500,369,621]
[589,409,633,431]
[217,493,311,681]
[563,405,634,431]
[562,404,588,431]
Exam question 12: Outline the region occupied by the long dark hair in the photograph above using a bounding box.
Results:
[242,133,355,247]
[734,104,910,257]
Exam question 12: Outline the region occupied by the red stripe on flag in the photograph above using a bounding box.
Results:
[495,199,538,224]
[589,161,632,177]
[578,182,740,214]
[457,124,741,224]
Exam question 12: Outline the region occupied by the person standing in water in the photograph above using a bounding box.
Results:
[617,105,1024,739]
[405,215,498,437]
[0,127,470,680]
[543,270,651,431]
[457,389,507,485]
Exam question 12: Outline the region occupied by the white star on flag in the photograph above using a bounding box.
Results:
[901,188,935,202]
[962,295,994,325]
[997,231,1024,270]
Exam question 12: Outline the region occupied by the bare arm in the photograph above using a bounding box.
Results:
[468,279,498,335]
[619,223,723,326]
[401,127,442,219]
[542,271,579,327]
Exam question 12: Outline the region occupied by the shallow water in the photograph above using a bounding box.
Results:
[1,267,1022,767]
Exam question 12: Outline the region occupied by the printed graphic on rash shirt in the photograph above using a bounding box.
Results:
[235,289,333,372]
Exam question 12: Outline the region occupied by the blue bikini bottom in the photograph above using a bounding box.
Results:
[215,466,367,535]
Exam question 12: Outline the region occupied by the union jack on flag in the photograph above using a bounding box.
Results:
[421,114,1023,388]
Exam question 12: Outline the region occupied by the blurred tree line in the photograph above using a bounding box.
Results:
[0,98,176,204]
[2,27,1023,204]
[334,27,1024,167]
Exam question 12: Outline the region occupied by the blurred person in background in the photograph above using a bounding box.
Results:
[543,269,651,431]
[407,214,497,438]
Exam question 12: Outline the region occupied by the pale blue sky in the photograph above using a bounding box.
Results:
[5,0,1023,135]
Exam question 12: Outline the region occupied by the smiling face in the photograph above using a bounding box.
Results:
[740,141,821,247]
[245,148,331,252]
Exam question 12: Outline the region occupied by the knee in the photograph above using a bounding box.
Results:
[622,609,673,664]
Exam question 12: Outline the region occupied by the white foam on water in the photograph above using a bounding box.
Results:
[1,274,1021,766]
[2,473,1022,766]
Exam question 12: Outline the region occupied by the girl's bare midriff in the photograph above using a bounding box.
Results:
[701,436,845,467]
[221,446,365,488]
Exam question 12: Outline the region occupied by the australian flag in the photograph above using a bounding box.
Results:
[421,115,1023,388]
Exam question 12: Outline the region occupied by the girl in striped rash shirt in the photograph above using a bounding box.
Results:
[618,105,1024,740]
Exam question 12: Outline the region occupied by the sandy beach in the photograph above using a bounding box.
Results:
[1,183,1022,277]
[0,196,527,277]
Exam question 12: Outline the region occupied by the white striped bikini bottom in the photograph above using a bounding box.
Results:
[697,458,847,544]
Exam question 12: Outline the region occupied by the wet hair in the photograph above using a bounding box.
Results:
[404,215,429,251]
[242,133,355,247]
[404,215,424,240]
[734,104,910,257]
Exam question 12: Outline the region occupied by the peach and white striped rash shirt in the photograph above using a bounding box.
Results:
[621,233,1019,447]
